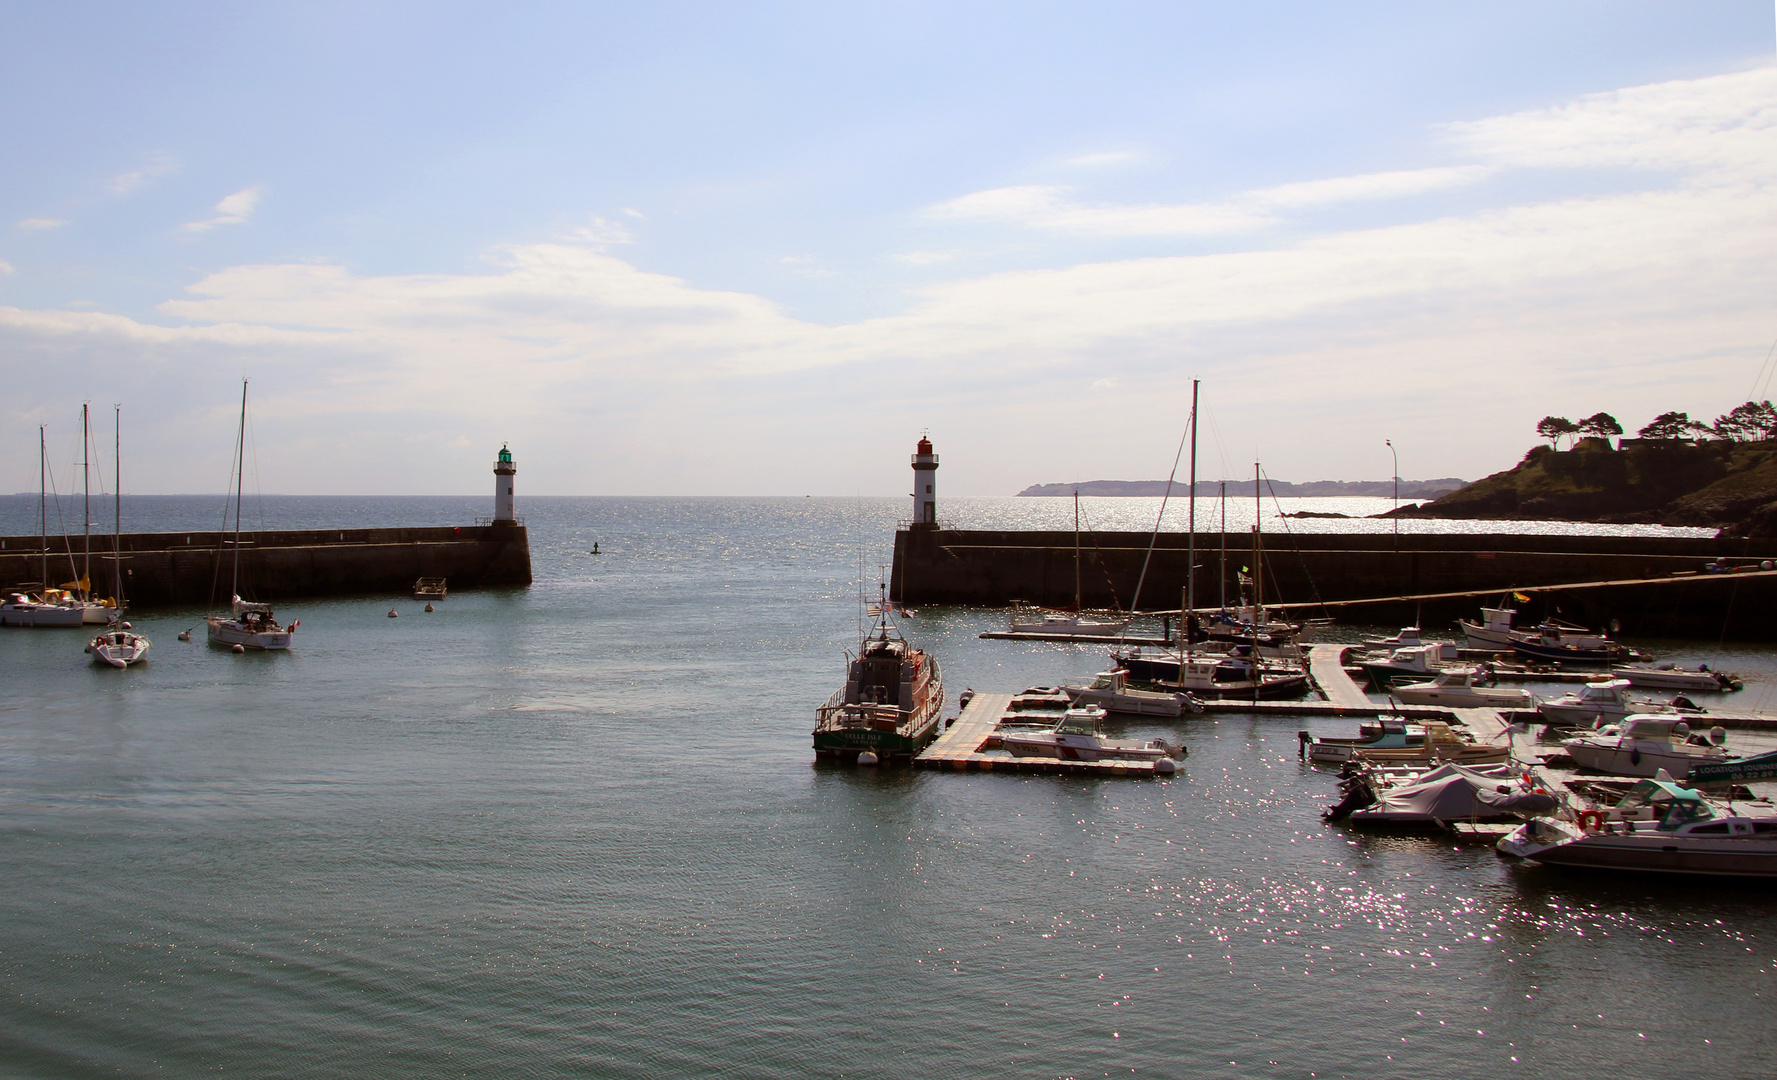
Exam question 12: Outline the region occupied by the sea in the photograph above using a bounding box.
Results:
[2,494,1773,1079]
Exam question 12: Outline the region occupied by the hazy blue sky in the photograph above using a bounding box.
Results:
[2,2,1774,497]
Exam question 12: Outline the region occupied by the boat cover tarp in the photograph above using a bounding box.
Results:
[1353,763,1559,822]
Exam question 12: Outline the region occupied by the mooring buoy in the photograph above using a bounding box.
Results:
[178,629,192,641]
[424,603,434,612]
[231,644,245,654]
[388,609,399,618]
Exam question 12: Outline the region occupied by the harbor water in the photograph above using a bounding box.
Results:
[2,496,1772,1078]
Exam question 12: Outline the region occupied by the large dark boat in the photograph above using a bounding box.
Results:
[812,591,945,763]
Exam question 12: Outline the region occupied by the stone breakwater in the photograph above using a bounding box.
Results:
[891,528,1777,640]
[0,524,531,607]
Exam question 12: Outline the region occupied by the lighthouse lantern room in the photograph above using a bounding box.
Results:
[493,444,517,523]
[911,435,938,528]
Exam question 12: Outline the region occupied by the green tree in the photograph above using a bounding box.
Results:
[1637,411,1691,439]
[1713,400,1777,442]
[1535,415,1580,449]
[1577,412,1623,438]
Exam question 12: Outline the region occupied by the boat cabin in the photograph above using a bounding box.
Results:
[1614,779,1719,831]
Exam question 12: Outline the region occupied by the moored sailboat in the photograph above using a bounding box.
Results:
[205,381,298,651]
[86,406,150,668]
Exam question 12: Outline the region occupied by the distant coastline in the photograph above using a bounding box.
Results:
[1016,478,1467,499]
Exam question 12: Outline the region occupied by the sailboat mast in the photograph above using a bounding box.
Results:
[113,406,123,608]
[39,426,47,592]
[1184,379,1198,662]
[1073,489,1081,611]
[1252,462,1262,619]
[232,380,247,598]
[1218,481,1227,611]
[82,403,90,596]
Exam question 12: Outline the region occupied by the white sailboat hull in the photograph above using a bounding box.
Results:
[1,602,87,627]
[207,617,293,650]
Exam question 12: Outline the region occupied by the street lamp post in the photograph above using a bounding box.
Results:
[1385,439,1399,547]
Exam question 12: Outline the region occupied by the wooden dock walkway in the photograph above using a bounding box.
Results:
[912,692,1164,777]
[1308,644,1373,709]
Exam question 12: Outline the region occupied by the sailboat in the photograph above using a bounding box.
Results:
[1,424,109,627]
[205,381,297,651]
[1006,491,1134,637]
[86,407,151,667]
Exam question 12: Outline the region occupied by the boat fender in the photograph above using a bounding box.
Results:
[1629,748,1641,767]
[856,750,879,766]
[1577,810,1605,832]
[232,644,245,654]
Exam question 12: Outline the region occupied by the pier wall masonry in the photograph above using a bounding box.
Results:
[0,524,532,608]
[891,528,1777,640]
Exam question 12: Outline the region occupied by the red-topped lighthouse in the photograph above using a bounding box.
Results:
[911,434,938,528]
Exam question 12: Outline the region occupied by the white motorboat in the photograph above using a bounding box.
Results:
[1499,776,1777,876]
[1610,664,1742,693]
[1301,718,1427,765]
[1364,626,1424,648]
[87,624,151,668]
[1560,715,1730,780]
[1390,667,1535,709]
[206,383,298,651]
[997,706,1182,763]
[1344,762,1559,825]
[1062,668,1200,717]
[1359,644,1445,690]
[1536,679,1702,726]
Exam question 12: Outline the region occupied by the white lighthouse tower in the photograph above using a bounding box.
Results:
[493,443,517,524]
[911,434,938,528]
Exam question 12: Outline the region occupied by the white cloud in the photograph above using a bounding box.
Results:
[1065,151,1144,167]
[182,186,263,232]
[926,184,1275,236]
[562,215,633,244]
[1247,166,1495,208]
[17,217,68,231]
[107,151,176,196]
[0,259,13,276]
[3,66,1775,495]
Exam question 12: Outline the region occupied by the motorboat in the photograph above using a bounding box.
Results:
[1157,652,1311,700]
[1509,622,1637,665]
[1062,668,1201,717]
[1498,776,1777,876]
[1335,762,1559,825]
[1301,718,1427,765]
[412,577,448,601]
[1390,667,1535,709]
[1359,644,1445,691]
[1609,664,1742,693]
[997,705,1182,763]
[1334,720,1510,767]
[813,585,945,763]
[87,623,151,668]
[1457,603,1518,650]
[1560,715,1731,780]
[1537,679,1704,727]
[205,382,298,652]
[1364,626,1424,648]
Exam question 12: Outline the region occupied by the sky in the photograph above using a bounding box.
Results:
[2,1,1775,498]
